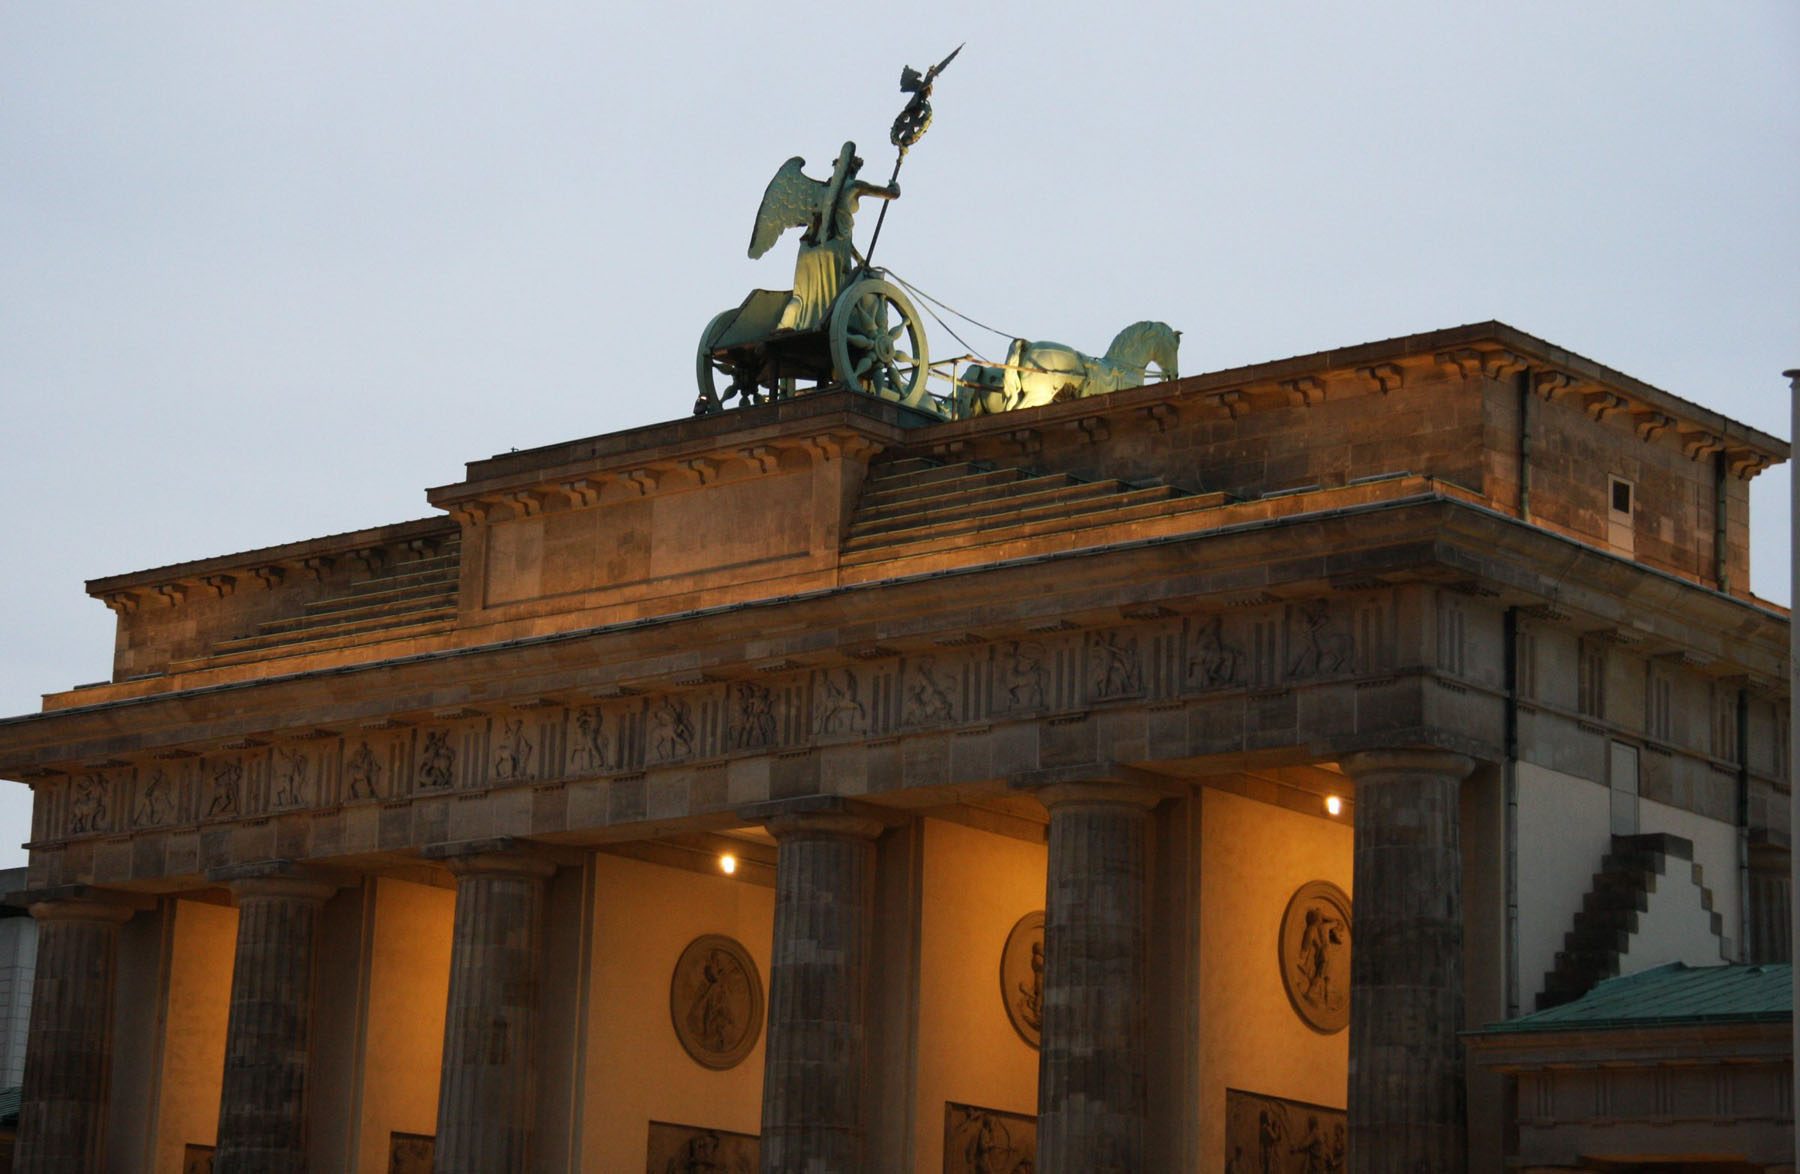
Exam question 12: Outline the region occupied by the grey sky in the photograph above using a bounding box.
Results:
[3,2,1796,869]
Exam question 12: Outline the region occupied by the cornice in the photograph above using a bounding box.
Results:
[2,491,1785,776]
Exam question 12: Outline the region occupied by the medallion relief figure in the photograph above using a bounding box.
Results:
[568,707,610,774]
[417,730,457,790]
[344,741,382,801]
[1287,601,1352,678]
[492,717,535,780]
[812,667,867,735]
[69,773,108,834]
[668,934,764,1071]
[999,911,1046,1049]
[207,760,242,817]
[995,641,1049,712]
[1087,628,1145,699]
[1186,614,1242,688]
[900,655,956,725]
[650,697,697,763]
[135,767,174,827]
[729,682,777,750]
[1278,880,1352,1033]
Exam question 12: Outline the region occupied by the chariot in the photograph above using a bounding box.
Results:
[692,47,1178,422]
[694,267,937,417]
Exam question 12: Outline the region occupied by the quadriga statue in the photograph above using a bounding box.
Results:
[957,321,1180,417]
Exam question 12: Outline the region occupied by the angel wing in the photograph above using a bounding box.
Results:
[748,157,828,260]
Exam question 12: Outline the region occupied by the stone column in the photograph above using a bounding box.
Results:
[429,842,556,1174]
[13,895,134,1174]
[756,803,883,1173]
[1340,749,1476,1174]
[1031,782,1161,1174]
[212,869,338,1174]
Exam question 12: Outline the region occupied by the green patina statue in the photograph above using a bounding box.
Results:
[695,45,1180,420]
[749,144,900,334]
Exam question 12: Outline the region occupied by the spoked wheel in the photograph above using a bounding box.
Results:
[694,309,743,414]
[828,276,930,409]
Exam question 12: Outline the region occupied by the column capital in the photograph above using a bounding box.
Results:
[1340,748,1476,782]
[207,859,343,903]
[1027,780,1166,813]
[27,897,135,928]
[12,885,143,926]
[422,837,558,880]
[738,795,888,841]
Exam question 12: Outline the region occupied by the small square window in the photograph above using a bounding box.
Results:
[1610,478,1633,516]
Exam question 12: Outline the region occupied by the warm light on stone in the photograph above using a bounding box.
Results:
[1325,795,1342,816]
[720,853,737,875]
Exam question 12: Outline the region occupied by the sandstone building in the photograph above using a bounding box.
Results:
[0,321,1789,1171]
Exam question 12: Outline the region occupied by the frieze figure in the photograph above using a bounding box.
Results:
[996,641,1049,712]
[272,746,310,807]
[69,773,107,834]
[729,682,778,750]
[569,707,609,774]
[207,760,242,817]
[1187,614,1242,688]
[901,656,955,725]
[650,698,697,763]
[813,668,867,735]
[417,730,456,790]
[1288,601,1352,678]
[1088,629,1145,699]
[492,718,534,781]
[344,741,382,801]
[135,768,173,826]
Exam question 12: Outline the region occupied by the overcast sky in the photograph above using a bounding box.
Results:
[2,2,1796,869]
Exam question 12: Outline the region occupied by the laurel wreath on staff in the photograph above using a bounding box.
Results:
[863,43,961,267]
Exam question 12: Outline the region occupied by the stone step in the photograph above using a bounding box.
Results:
[857,464,1023,508]
[334,559,460,593]
[263,590,459,635]
[305,569,461,611]
[850,475,1148,536]
[213,603,459,655]
[171,617,459,673]
[842,486,1208,564]
[859,456,944,484]
[846,481,1182,550]
[858,458,1001,493]
[854,466,1055,522]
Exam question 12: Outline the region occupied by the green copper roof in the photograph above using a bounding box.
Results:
[1477,963,1792,1034]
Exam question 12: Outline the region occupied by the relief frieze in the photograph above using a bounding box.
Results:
[567,706,611,775]
[649,696,697,764]
[416,730,457,791]
[69,772,112,836]
[812,667,867,736]
[1185,614,1243,690]
[133,767,175,827]
[728,682,778,750]
[204,758,244,819]
[492,718,535,781]
[1086,629,1145,701]
[899,656,956,726]
[1287,600,1352,679]
[344,740,384,802]
[33,592,1425,849]
[271,746,313,809]
[993,640,1051,714]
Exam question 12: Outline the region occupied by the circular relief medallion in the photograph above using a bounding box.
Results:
[670,934,764,1070]
[999,910,1046,1049]
[1279,881,1352,1034]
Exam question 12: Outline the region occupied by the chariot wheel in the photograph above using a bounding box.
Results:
[694,309,742,414]
[829,276,930,409]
